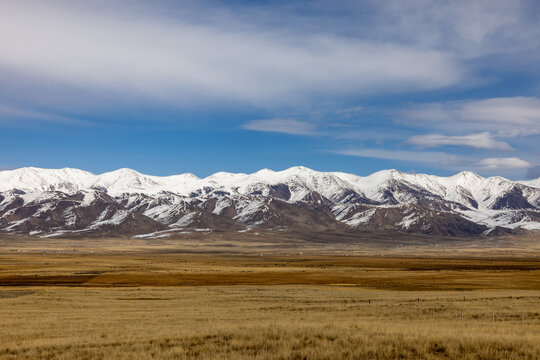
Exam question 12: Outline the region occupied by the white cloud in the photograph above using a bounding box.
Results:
[335,148,451,164]
[0,1,464,113]
[335,149,533,174]
[406,132,512,150]
[401,97,540,136]
[242,119,315,135]
[337,106,363,114]
[374,0,538,59]
[477,157,531,170]
[0,104,91,126]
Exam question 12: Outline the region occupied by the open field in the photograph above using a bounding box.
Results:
[2,231,540,257]
[1,235,540,359]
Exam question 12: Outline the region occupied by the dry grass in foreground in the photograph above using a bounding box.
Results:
[1,251,540,359]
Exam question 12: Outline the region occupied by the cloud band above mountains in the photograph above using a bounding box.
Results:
[0,1,464,110]
[1,1,540,179]
[406,132,512,150]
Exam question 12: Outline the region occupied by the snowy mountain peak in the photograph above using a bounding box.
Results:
[254,168,275,175]
[107,168,142,176]
[356,169,403,186]
[1,166,539,237]
[182,173,199,179]
[284,166,313,173]
[0,166,530,197]
[447,171,484,187]
[4,166,93,178]
[89,168,163,195]
[522,178,540,189]
[0,167,94,193]
[454,170,483,179]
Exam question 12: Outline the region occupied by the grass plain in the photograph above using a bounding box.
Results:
[1,234,540,359]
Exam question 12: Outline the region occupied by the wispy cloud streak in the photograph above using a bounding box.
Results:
[477,157,531,170]
[334,148,451,164]
[401,97,540,136]
[0,104,92,126]
[406,132,512,150]
[242,119,315,135]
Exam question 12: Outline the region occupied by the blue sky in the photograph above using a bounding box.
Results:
[1,0,540,179]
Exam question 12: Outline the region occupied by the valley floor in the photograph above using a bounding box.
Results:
[1,235,540,359]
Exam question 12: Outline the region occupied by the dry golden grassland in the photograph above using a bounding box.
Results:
[1,236,540,359]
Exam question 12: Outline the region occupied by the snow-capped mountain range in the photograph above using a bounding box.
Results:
[1,166,540,238]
